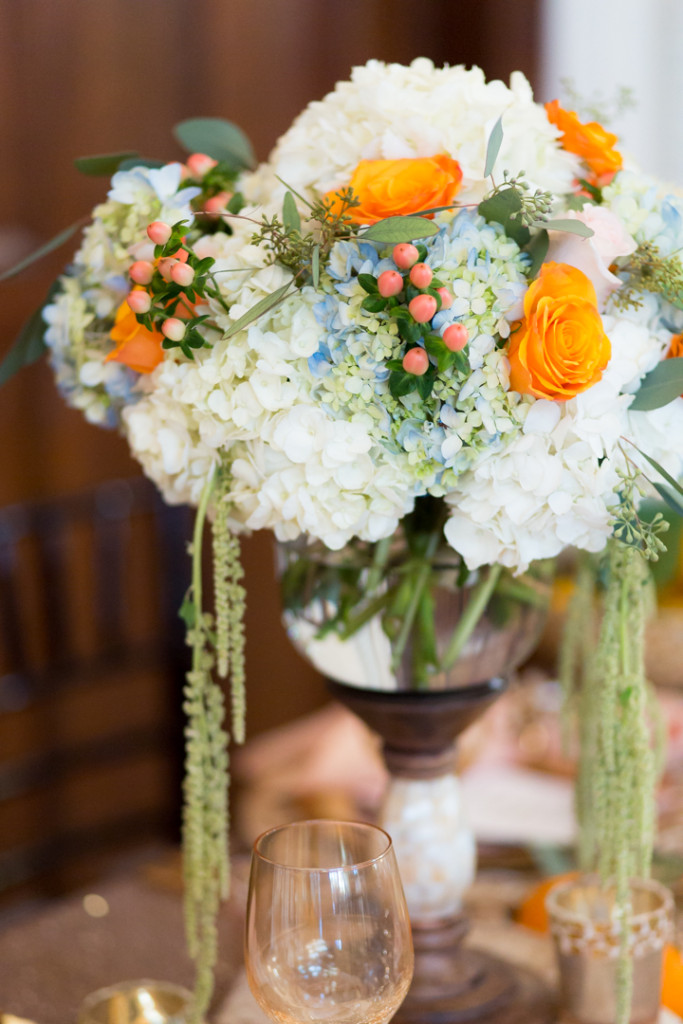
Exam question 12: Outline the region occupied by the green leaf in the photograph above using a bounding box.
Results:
[0,221,83,282]
[389,369,417,398]
[226,191,244,214]
[282,191,300,234]
[652,481,683,518]
[117,157,167,171]
[173,118,256,171]
[0,283,59,386]
[484,115,504,178]
[397,318,423,345]
[416,370,436,401]
[453,349,470,374]
[361,216,439,244]
[357,273,379,294]
[424,334,454,373]
[526,229,549,279]
[74,151,140,176]
[222,282,293,340]
[634,446,683,503]
[478,187,530,247]
[629,357,683,411]
[535,218,594,237]
[311,244,320,289]
[178,595,197,629]
[577,177,603,202]
[361,295,388,313]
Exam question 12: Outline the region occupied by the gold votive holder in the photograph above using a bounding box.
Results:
[78,980,195,1024]
[546,876,673,1024]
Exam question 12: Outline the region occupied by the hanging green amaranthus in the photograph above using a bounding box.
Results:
[560,475,669,1024]
[181,465,247,1021]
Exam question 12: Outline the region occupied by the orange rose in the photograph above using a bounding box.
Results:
[507,262,611,401]
[327,154,463,224]
[667,332,683,359]
[545,100,622,181]
[106,298,166,374]
[107,291,195,374]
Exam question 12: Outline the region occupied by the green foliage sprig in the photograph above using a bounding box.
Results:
[611,464,670,560]
[613,241,683,312]
[250,185,360,283]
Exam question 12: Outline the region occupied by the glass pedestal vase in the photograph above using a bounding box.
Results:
[278,533,556,1024]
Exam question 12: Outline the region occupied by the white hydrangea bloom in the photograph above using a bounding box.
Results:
[266,59,581,206]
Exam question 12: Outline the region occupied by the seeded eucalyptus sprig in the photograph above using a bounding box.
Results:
[251,185,360,283]
[481,172,554,228]
[612,240,683,312]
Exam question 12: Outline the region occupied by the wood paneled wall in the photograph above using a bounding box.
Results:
[0,0,540,735]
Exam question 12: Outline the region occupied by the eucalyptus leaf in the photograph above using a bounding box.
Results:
[526,229,549,278]
[634,446,683,502]
[629,357,683,411]
[173,118,256,170]
[478,188,530,247]
[535,218,594,238]
[226,191,244,214]
[361,216,439,244]
[0,221,83,282]
[652,481,683,518]
[282,191,301,234]
[117,157,167,171]
[484,115,504,178]
[74,151,140,176]
[222,282,293,340]
[0,283,59,386]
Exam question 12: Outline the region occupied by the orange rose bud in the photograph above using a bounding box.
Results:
[545,99,622,179]
[327,154,463,224]
[106,298,165,374]
[507,262,611,402]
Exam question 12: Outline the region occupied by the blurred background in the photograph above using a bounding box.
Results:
[0,0,681,908]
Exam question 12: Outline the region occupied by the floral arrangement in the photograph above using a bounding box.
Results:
[5,59,683,1021]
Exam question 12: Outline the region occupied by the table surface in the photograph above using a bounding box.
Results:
[3,848,682,1024]
[0,847,560,1024]
[0,850,247,1024]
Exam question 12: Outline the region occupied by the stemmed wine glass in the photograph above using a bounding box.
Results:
[245,819,414,1024]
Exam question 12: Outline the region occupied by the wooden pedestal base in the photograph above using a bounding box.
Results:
[396,945,556,1024]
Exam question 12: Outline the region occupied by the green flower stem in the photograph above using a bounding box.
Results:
[339,583,400,640]
[191,470,216,654]
[440,563,502,672]
[364,535,393,595]
[389,533,440,678]
[494,573,549,607]
[414,583,437,687]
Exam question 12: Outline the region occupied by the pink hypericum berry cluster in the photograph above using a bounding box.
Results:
[124,218,216,355]
[181,153,237,219]
[363,243,469,381]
